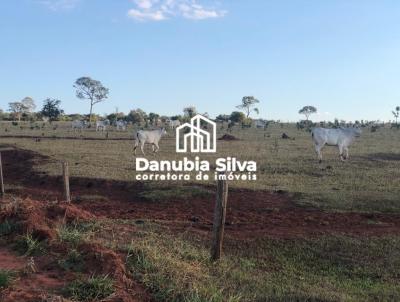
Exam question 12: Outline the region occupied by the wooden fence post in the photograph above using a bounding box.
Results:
[0,153,4,198]
[62,161,71,203]
[211,174,228,261]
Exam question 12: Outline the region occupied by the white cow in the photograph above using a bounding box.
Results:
[72,120,87,132]
[116,120,127,131]
[134,128,167,156]
[168,120,181,128]
[254,119,266,129]
[312,127,362,162]
[96,120,110,132]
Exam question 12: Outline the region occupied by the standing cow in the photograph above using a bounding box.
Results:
[134,128,167,156]
[312,127,362,162]
[168,120,181,129]
[72,120,87,132]
[116,120,127,131]
[96,119,110,132]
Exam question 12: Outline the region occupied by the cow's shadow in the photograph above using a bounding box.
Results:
[366,153,400,161]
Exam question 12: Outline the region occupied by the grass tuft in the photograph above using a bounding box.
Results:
[57,221,99,247]
[63,275,114,302]
[126,229,240,302]
[58,248,85,272]
[14,233,45,256]
[0,269,16,289]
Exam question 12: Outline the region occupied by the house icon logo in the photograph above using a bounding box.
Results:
[176,115,217,153]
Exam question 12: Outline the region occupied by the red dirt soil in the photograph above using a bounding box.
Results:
[0,244,72,302]
[0,247,25,270]
[0,196,152,302]
[1,148,400,239]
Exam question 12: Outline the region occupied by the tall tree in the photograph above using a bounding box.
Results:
[41,98,63,122]
[74,77,109,125]
[236,96,260,118]
[8,97,36,121]
[392,106,400,124]
[298,106,317,121]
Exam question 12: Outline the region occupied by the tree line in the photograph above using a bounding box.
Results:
[3,76,399,128]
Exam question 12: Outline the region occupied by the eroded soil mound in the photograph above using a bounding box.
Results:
[218,134,239,141]
[0,198,94,240]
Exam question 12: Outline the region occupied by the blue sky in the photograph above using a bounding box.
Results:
[1,0,400,121]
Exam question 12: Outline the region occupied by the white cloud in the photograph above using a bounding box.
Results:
[134,0,156,10]
[38,0,80,11]
[127,0,227,22]
[127,9,167,21]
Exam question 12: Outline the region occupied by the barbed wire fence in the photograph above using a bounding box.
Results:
[0,137,230,261]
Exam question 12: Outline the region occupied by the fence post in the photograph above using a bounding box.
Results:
[62,161,71,203]
[211,174,228,261]
[0,152,4,198]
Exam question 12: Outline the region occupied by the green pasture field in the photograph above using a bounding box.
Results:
[1,121,399,213]
[1,121,400,301]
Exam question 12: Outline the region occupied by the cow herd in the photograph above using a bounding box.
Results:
[71,119,181,132]
[71,119,363,162]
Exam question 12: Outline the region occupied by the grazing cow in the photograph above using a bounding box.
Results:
[96,119,110,132]
[134,128,167,156]
[312,127,362,162]
[71,120,87,132]
[254,119,266,129]
[116,120,127,131]
[168,120,181,128]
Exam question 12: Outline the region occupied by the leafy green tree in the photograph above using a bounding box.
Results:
[127,109,147,125]
[41,98,63,122]
[148,112,160,125]
[74,77,109,125]
[236,96,260,118]
[107,112,126,123]
[299,106,317,121]
[8,97,36,121]
[216,114,230,122]
[229,111,246,123]
[170,115,182,121]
